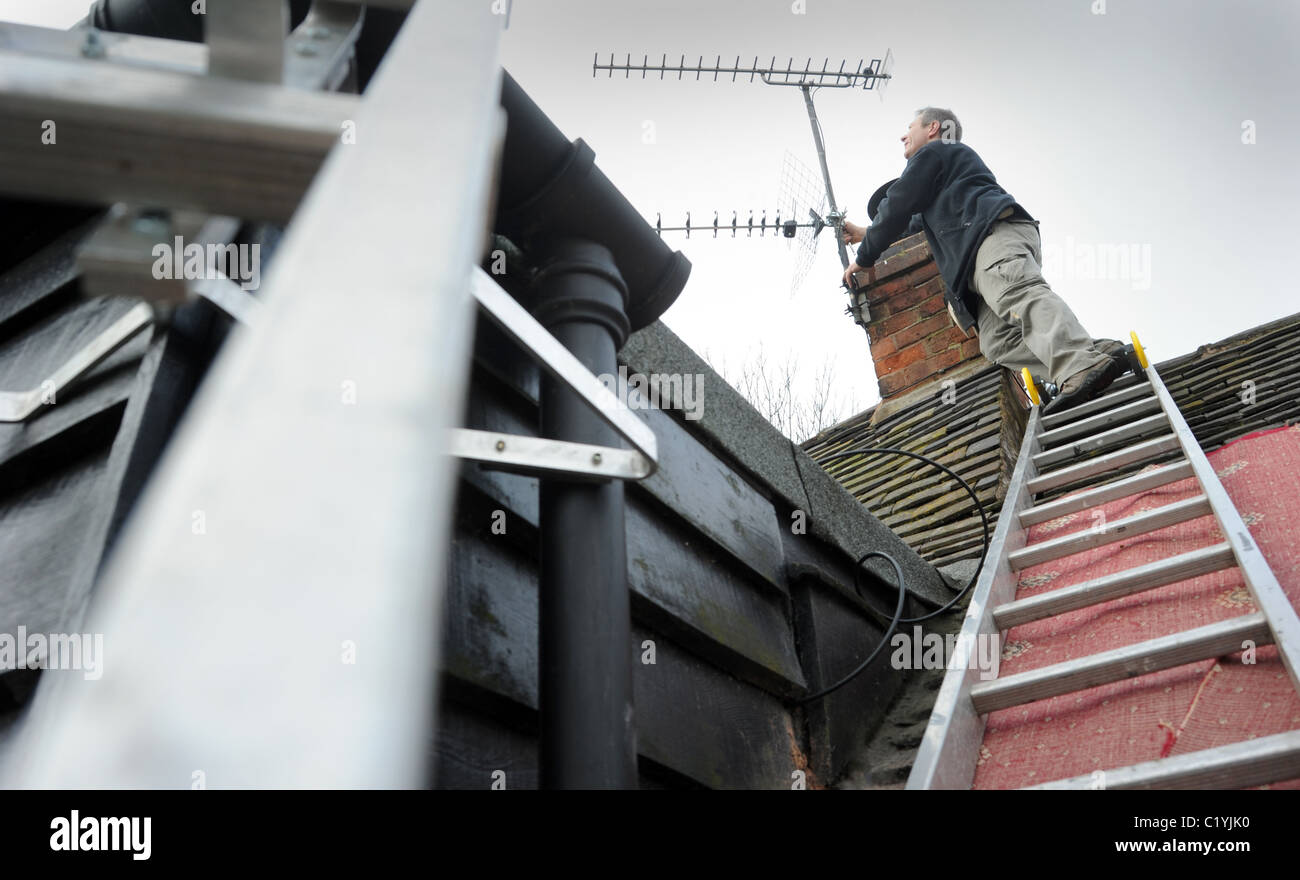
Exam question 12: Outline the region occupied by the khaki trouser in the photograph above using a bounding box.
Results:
[969,219,1110,385]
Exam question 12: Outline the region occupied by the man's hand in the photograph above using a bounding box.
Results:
[843,262,875,289]
[841,219,866,245]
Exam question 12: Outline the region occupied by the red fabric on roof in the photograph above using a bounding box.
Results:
[972,423,1300,789]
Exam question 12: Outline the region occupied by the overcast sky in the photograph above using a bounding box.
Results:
[7,0,1299,430]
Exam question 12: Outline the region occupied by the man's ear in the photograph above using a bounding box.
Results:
[926,120,942,140]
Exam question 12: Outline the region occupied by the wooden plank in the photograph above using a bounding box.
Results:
[0,217,94,328]
[430,699,539,790]
[0,445,114,640]
[629,623,805,789]
[438,542,807,789]
[790,575,907,785]
[446,485,808,700]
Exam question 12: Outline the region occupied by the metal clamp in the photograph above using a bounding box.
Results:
[449,268,658,481]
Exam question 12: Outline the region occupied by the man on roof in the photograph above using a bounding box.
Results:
[840,107,1124,416]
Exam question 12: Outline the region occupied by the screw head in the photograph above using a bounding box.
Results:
[132,211,171,237]
[591,452,603,465]
[82,29,106,59]
[495,440,506,452]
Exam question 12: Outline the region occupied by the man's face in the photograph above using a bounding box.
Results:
[901,115,937,159]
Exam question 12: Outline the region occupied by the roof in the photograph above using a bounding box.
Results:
[807,309,1300,787]
[803,311,1300,567]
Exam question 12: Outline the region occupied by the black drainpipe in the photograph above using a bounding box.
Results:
[530,240,636,789]
[84,4,688,784]
[495,74,689,789]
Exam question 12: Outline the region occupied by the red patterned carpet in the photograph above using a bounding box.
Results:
[972,423,1300,789]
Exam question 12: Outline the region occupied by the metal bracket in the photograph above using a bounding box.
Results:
[450,268,658,481]
[0,208,265,423]
[76,204,264,324]
[285,1,366,92]
[0,302,154,423]
[206,0,289,84]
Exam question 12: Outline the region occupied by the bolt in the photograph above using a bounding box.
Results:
[82,29,106,59]
[132,210,171,238]
[495,440,505,452]
[591,453,603,466]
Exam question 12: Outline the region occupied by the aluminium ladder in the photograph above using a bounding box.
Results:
[907,337,1300,789]
[1,0,656,788]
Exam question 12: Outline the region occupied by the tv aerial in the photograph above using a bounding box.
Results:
[594,51,894,286]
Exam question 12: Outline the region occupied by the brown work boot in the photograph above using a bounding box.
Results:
[1093,338,1125,358]
[1040,355,1125,416]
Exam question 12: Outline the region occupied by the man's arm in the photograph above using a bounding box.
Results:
[854,147,945,267]
[842,213,923,246]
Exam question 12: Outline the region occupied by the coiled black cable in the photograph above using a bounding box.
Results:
[793,446,991,704]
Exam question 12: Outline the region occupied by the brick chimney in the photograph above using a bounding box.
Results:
[846,231,989,413]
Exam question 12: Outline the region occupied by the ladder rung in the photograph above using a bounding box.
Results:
[1037,395,1161,448]
[1039,379,1152,430]
[1024,729,1300,789]
[1032,413,1169,470]
[970,613,1272,714]
[1020,459,1193,526]
[1009,494,1210,570]
[993,542,1236,629]
[1104,369,1147,392]
[0,50,355,222]
[1027,433,1181,494]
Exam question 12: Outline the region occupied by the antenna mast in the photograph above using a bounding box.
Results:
[594,52,894,270]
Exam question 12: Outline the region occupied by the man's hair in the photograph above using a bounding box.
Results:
[915,107,962,143]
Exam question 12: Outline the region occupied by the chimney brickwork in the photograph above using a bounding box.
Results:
[847,232,988,403]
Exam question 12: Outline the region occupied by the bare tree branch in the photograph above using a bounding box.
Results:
[711,345,861,443]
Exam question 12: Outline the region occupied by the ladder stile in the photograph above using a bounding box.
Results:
[904,407,1044,790]
[1145,364,1300,693]
[3,0,504,788]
